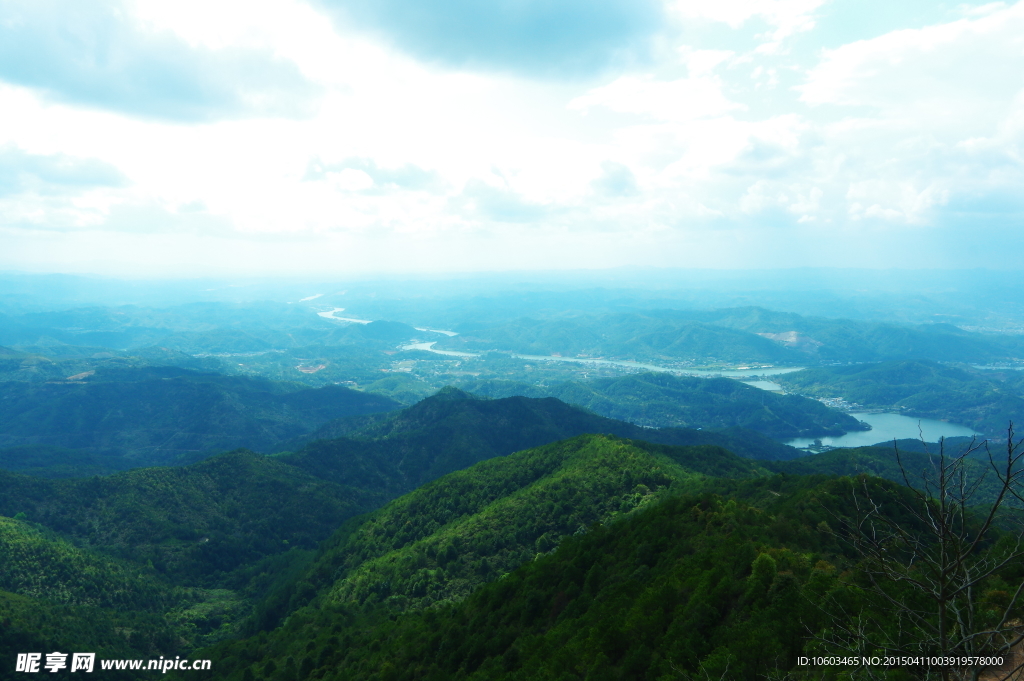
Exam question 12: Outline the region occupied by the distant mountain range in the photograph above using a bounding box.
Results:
[455,372,867,438]
[0,365,401,472]
[435,307,1024,363]
[3,355,867,479]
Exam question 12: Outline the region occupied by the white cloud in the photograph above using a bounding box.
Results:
[800,3,1024,119]
[569,73,743,122]
[667,0,825,52]
[786,2,1024,226]
[0,0,1022,274]
[327,169,375,192]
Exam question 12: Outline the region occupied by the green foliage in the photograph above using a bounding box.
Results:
[196,470,1024,680]
[0,450,379,585]
[0,516,171,611]
[0,365,401,470]
[239,434,762,634]
[314,436,751,614]
[195,488,844,680]
[0,516,255,669]
[0,589,183,681]
[278,391,799,504]
[756,441,1024,513]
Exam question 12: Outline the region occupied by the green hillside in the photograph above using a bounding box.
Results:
[193,461,1024,680]
[0,365,401,470]
[266,436,761,626]
[189,473,923,680]
[0,590,176,681]
[276,390,799,500]
[457,372,867,438]
[0,515,249,674]
[776,360,1024,436]
[0,451,378,585]
[0,516,174,611]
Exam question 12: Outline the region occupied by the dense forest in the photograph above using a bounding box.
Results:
[0,365,400,467]
[456,372,867,437]
[3,282,1024,681]
[4,417,1021,679]
[185,447,1024,680]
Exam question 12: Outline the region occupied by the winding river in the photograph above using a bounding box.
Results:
[319,309,803,378]
[399,340,805,379]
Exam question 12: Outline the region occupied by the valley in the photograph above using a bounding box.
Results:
[5,0,1024,673]
[2,274,1024,680]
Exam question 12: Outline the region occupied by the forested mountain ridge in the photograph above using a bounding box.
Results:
[257,435,763,630]
[0,514,265,673]
[3,418,1017,679]
[456,372,867,438]
[0,410,775,678]
[0,387,798,598]
[275,391,802,501]
[0,450,378,584]
[0,365,401,471]
[194,470,1000,681]
[434,307,1024,363]
[435,313,804,363]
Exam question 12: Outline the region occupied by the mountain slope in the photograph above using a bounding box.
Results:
[457,372,866,438]
[247,433,764,633]
[435,313,804,363]
[0,450,378,584]
[0,365,401,469]
[0,515,248,674]
[275,390,800,499]
[323,436,759,610]
[196,474,863,681]
[435,307,1024,364]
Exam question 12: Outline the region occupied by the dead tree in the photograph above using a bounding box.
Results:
[822,426,1024,681]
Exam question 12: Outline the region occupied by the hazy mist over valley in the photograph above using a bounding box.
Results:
[3,0,1024,678]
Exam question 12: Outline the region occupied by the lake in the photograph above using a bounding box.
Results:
[785,412,980,449]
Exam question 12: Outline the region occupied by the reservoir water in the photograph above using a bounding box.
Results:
[785,413,979,449]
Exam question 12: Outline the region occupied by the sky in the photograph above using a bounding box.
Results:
[0,0,1022,277]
